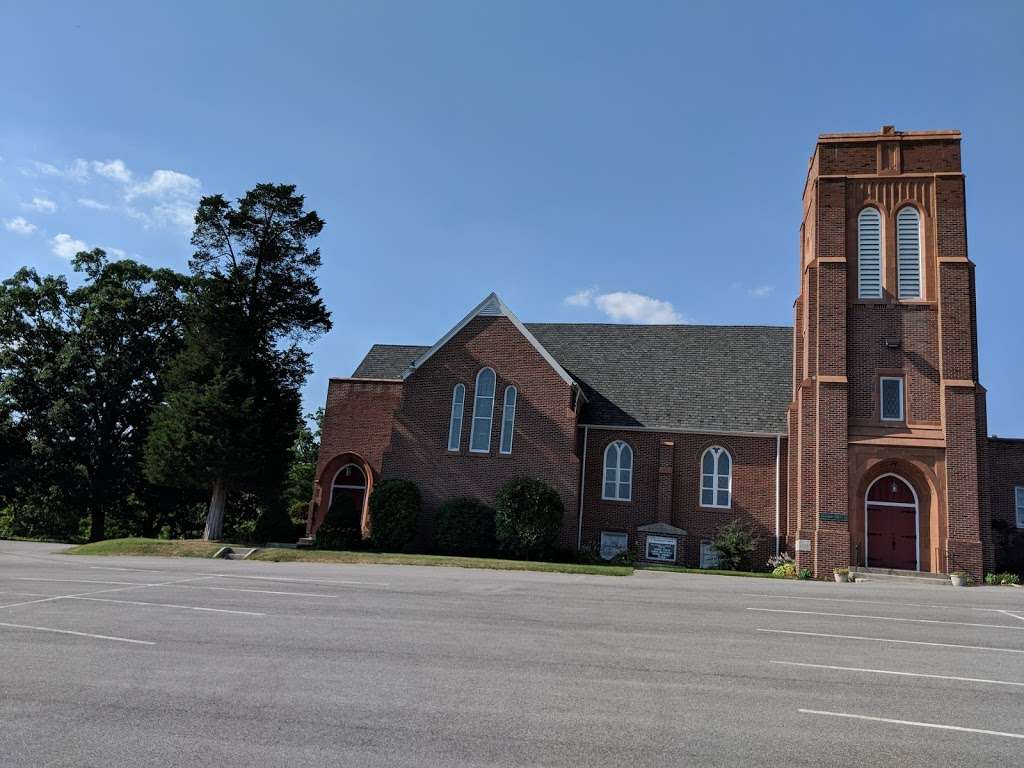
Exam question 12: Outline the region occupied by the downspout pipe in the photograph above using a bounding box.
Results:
[774,434,781,556]
[577,426,589,550]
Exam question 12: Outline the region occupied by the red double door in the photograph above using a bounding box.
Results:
[866,476,918,570]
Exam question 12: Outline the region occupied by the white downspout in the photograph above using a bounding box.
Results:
[577,426,589,550]
[774,434,781,556]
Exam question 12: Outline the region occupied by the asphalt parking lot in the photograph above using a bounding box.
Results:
[1,539,1022,767]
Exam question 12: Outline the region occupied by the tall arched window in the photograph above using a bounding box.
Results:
[469,368,496,453]
[857,206,883,299]
[447,383,465,451]
[700,446,732,508]
[499,385,517,455]
[603,441,633,501]
[896,205,922,299]
[329,464,367,529]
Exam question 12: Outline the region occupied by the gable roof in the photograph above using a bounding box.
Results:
[350,321,793,435]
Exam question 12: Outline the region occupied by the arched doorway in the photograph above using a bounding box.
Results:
[866,473,919,570]
[327,464,367,530]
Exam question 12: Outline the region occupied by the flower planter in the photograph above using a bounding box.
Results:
[834,572,849,583]
[950,573,968,587]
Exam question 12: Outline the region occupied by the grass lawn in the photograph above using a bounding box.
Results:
[62,538,632,576]
[638,564,776,578]
[64,538,229,558]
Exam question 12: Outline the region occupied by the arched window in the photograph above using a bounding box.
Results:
[700,447,732,508]
[469,368,496,453]
[602,441,633,501]
[896,206,922,299]
[447,383,465,451]
[857,207,883,299]
[329,464,367,529]
[499,385,517,455]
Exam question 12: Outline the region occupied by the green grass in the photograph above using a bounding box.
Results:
[637,564,776,578]
[251,548,633,576]
[64,538,229,558]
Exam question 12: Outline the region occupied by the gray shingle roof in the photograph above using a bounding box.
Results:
[350,324,793,434]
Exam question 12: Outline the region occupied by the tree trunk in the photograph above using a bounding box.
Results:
[204,479,227,541]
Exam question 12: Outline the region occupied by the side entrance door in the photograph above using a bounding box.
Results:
[866,475,918,570]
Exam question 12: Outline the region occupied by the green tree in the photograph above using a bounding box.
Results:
[494,478,564,559]
[0,251,186,540]
[283,408,323,523]
[144,184,331,539]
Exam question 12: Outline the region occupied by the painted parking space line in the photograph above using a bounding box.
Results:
[0,576,216,610]
[199,573,390,588]
[67,596,266,616]
[0,591,50,598]
[999,611,1024,622]
[88,566,167,574]
[748,607,1024,631]
[742,593,1024,616]
[177,585,339,598]
[15,577,144,586]
[0,620,154,645]
[770,660,1024,687]
[799,709,1024,740]
[757,628,1024,654]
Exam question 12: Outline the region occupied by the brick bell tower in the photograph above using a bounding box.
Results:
[788,126,989,580]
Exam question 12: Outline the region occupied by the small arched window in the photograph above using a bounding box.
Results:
[700,447,732,508]
[469,368,496,453]
[602,441,633,501]
[896,206,922,299]
[857,207,883,299]
[499,385,517,455]
[447,383,465,451]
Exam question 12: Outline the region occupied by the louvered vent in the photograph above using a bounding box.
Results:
[896,206,922,299]
[857,207,882,299]
[477,296,503,316]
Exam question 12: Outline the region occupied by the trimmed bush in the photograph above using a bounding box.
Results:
[254,503,304,545]
[433,497,496,556]
[712,520,761,571]
[494,478,564,559]
[771,563,797,579]
[316,493,362,550]
[368,479,421,552]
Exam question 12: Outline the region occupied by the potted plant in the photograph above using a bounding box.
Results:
[950,570,972,587]
[834,567,850,583]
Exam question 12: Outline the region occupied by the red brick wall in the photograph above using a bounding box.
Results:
[579,429,785,568]
[381,316,580,548]
[986,438,1024,573]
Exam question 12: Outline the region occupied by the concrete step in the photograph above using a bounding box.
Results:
[213,546,258,560]
[296,537,315,549]
[849,566,950,585]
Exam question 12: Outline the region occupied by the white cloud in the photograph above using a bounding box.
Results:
[127,169,201,201]
[564,288,685,324]
[151,201,197,230]
[92,159,132,183]
[748,285,775,298]
[51,233,89,259]
[27,159,90,183]
[3,216,37,235]
[22,196,57,213]
[105,247,127,258]
[78,197,111,210]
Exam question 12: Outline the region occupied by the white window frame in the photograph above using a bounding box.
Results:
[1015,486,1024,529]
[857,206,883,299]
[599,531,628,560]
[896,205,922,300]
[645,535,677,563]
[468,367,496,453]
[447,383,465,451]
[880,376,905,422]
[499,385,517,455]
[700,446,732,509]
[328,463,367,515]
[602,440,633,501]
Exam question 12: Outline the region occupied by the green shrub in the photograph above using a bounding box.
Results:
[368,479,421,551]
[254,504,304,545]
[433,497,496,556]
[316,492,363,550]
[712,520,761,571]
[494,478,564,559]
[798,567,813,580]
[985,572,1021,585]
[771,563,797,578]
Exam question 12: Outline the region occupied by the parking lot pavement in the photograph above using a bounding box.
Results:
[2,539,1023,767]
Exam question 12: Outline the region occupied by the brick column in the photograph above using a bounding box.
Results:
[657,441,674,524]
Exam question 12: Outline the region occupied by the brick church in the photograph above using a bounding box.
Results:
[311,127,1024,580]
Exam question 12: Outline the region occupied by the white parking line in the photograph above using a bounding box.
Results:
[799,709,1024,740]
[0,576,215,610]
[999,611,1024,622]
[770,660,1024,687]
[88,566,166,574]
[200,573,390,588]
[178,585,338,598]
[748,607,1024,631]
[15,577,143,586]
[757,628,1024,654]
[0,591,50,598]
[0,620,154,645]
[67,596,266,616]
[742,593,1023,616]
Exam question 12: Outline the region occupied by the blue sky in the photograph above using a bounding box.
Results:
[2,1,1022,433]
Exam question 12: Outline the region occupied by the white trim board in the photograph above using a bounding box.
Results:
[402,293,576,387]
